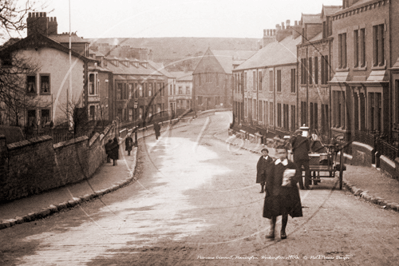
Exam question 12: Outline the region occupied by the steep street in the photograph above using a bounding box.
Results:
[1,112,399,265]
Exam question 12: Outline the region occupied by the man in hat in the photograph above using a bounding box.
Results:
[291,126,311,189]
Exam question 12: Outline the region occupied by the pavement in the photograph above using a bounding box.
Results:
[1,115,399,230]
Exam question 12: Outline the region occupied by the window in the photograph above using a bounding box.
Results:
[27,110,36,127]
[139,84,143,97]
[277,70,281,92]
[301,59,307,85]
[89,105,95,120]
[373,24,385,67]
[40,75,50,94]
[360,28,366,67]
[41,109,50,126]
[253,71,256,91]
[259,71,262,90]
[301,101,307,126]
[178,86,183,94]
[321,56,329,84]
[265,101,268,125]
[216,73,219,86]
[277,103,282,127]
[338,33,347,68]
[283,104,289,130]
[148,83,153,97]
[117,83,122,100]
[144,83,148,97]
[291,105,296,131]
[89,74,95,95]
[269,71,273,91]
[170,84,173,95]
[270,102,274,126]
[309,57,313,84]
[314,57,318,84]
[291,69,295,93]
[258,100,262,121]
[310,102,313,129]
[354,29,359,67]
[244,72,247,91]
[173,84,176,95]
[186,86,190,95]
[129,108,133,121]
[129,84,133,99]
[27,75,36,93]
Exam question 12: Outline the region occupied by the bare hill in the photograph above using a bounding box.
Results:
[89,37,260,71]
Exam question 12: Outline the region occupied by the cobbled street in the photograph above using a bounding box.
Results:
[1,112,399,265]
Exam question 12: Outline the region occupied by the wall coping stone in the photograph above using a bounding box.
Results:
[352,141,374,152]
[380,155,396,169]
[7,135,52,150]
[53,135,88,149]
[89,132,101,147]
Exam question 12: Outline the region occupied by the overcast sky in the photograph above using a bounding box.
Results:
[39,0,342,39]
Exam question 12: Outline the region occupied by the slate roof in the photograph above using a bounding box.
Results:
[148,61,175,78]
[170,71,193,81]
[322,5,342,17]
[309,31,323,42]
[48,33,90,43]
[234,35,301,70]
[104,58,163,77]
[208,50,256,74]
[302,13,322,24]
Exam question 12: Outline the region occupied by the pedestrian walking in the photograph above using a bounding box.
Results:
[291,126,311,190]
[256,148,274,193]
[154,122,161,140]
[105,139,113,163]
[110,137,120,166]
[263,145,302,240]
[125,133,133,156]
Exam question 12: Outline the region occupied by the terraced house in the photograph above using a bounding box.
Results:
[233,20,301,137]
[297,5,341,141]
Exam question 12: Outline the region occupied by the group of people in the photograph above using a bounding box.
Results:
[256,126,315,240]
[104,122,162,166]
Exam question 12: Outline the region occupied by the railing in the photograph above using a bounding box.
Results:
[376,139,399,161]
[352,130,377,148]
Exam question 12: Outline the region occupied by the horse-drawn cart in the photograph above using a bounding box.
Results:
[307,143,346,190]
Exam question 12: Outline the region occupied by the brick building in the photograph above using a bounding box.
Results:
[169,71,193,116]
[330,0,393,144]
[233,20,301,137]
[192,48,255,112]
[297,6,341,141]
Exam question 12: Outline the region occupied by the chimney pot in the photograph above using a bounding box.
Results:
[286,20,290,27]
[295,20,298,26]
[281,22,285,30]
[264,29,267,36]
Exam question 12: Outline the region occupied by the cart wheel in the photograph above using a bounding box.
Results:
[339,152,344,190]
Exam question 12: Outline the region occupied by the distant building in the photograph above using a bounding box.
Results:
[192,48,255,112]
[169,71,193,116]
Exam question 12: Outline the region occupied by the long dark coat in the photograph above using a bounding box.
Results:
[125,136,133,151]
[109,139,120,160]
[291,135,310,162]
[256,156,274,184]
[154,122,161,137]
[263,160,303,219]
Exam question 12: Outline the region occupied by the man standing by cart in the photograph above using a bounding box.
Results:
[291,125,311,190]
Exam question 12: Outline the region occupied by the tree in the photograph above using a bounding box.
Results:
[0,0,39,43]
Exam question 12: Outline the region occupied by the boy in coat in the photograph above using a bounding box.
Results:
[256,148,274,193]
[263,145,303,240]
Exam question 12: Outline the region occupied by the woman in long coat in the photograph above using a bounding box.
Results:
[263,145,302,240]
[110,137,120,166]
[125,134,133,156]
[256,148,274,193]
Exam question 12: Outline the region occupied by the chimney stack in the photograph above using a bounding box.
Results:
[281,22,285,30]
[286,20,291,28]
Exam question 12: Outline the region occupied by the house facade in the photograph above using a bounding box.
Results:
[233,21,301,137]
[297,6,340,141]
[170,71,193,116]
[192,48,255,112]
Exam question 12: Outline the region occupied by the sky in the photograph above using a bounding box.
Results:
[32,0,342,39]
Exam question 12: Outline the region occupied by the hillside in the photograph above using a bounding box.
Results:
[89,37,260,71]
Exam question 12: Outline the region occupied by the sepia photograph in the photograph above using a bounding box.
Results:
[0,0,399,265]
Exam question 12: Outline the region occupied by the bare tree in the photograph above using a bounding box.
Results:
[0,0,41,43]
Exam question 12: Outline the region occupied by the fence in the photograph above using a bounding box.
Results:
[376,139,399,161]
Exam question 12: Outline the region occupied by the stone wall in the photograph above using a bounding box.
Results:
[0,136,55,202]
[0,124,115,203]
[351,141,374,166]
